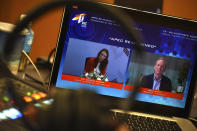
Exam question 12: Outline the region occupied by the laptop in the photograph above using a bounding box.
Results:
[49,2,197,130]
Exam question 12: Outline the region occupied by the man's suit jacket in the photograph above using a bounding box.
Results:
[140,74,172,92]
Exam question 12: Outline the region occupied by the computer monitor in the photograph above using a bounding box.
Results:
[50,2,197,117]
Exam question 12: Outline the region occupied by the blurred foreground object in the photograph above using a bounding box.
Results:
[24,88,129,131]
[18,14,34,79]
[0,22,27,75]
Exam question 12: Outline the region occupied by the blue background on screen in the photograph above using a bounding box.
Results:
[55,9,197,108]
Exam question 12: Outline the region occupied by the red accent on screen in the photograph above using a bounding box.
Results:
[124,85,183,100]
[61,74,123,89]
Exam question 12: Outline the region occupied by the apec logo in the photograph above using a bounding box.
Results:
[72,13,86,23]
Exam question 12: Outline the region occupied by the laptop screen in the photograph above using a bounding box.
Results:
[50,3,197,113]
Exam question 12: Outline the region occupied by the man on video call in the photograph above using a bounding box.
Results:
[140,57,172,92]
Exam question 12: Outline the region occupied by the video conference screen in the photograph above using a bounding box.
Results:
[55,5,197,109]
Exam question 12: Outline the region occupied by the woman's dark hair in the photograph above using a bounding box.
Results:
[94,48,109,74]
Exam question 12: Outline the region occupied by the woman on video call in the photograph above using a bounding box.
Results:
[84,48,109,75]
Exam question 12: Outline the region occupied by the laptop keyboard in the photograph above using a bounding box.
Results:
[111,111,182,131]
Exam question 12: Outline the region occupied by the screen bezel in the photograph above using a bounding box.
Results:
[49,2,197,118]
